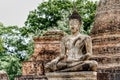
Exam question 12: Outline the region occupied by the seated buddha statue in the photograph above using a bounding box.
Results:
[45,10,98,72]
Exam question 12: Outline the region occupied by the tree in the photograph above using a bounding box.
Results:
[0,38,4,52]
[0,25,33,60]
[25,0,97,35]
[0,54,22,80]
[0,24,33,80]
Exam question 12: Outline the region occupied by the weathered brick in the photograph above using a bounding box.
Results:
[90,1,120,80]
[22,30,64,76]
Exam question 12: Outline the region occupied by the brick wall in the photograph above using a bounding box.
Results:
[0,71,9,80]
[90,0,120,80]
[22,30,64,76]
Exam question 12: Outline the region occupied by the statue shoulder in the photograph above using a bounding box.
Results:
[79,34,91,40]
[61,35,70,42]
[83,35,92,42]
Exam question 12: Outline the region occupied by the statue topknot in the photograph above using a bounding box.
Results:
[69,10,82,23]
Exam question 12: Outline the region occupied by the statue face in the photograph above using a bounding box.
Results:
[69,19,80,34]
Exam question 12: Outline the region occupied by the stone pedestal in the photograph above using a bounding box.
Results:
[46,72,97,80]
[14,75,47,80]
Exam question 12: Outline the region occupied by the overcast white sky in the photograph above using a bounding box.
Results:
[0,0,44,27]
[0,0,98,27]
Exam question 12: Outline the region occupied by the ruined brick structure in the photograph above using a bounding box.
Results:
[0,71,9,80]
[22,30,64,76]
[91,0,120,79]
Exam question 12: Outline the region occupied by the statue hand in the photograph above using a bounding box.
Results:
[45,59,58,69]
[45,59,58,72]
[79,53,91,61]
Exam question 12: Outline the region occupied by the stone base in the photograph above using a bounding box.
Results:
[14,75,47,80]
[46,71,97,80]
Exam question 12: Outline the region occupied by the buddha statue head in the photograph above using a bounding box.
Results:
[69,10,82,34]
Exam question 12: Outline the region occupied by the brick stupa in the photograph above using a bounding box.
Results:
[91,0,120,72]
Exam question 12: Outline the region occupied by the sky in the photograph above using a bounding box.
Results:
[0,0,98,27]
[0,0,43,27]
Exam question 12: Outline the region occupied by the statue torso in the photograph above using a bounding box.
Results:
[63,34,87,61]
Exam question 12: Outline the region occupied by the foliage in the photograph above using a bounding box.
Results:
[0,54,22,80]
[0,25,33,60]
[0,24,33,80]
[0,38,4,52]
[25,0,97,35]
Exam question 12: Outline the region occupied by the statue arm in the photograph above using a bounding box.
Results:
[79,36,92,61]
[59,38,66,60]
[51,37,66,62]
[45,38,66,69]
